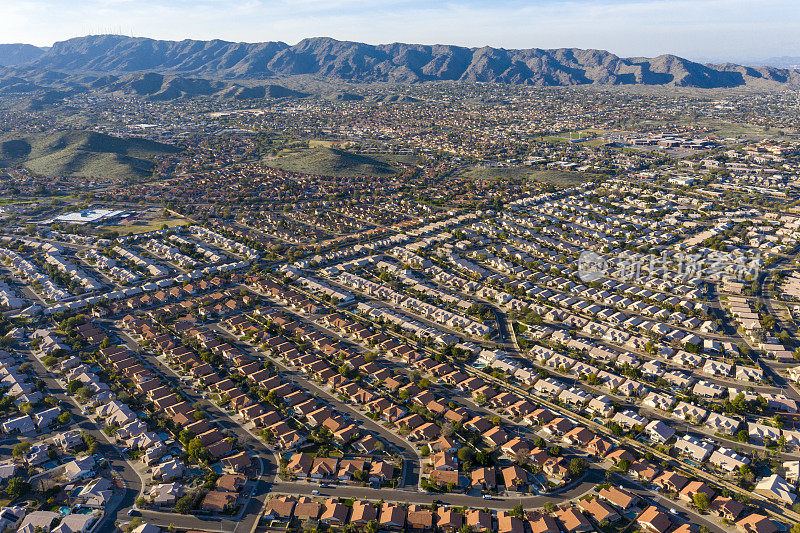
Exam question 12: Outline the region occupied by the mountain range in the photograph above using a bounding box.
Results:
[1,35,799,97]
[0,43,48,67]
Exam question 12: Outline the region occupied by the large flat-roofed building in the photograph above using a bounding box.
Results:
[50,208,132,225]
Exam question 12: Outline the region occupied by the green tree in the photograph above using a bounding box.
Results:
[186,437,207,463]
[457,447,474,463]
[265,389,279,406]
[175,493,196,514]
[76,386,94,401]
[606,421,624,436]
[693,491,710,512]
[739,464,755,484]
[6,477,30,499]
[124,518,143,533]
[12,442,31,458]
[570,457,589,477]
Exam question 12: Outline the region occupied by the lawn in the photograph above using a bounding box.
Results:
[0,194,72,205]
[101,216,189,235]
[0,198,38,206]
[308,139,338,148]
[539,129,604,144]
[697,120,777,140]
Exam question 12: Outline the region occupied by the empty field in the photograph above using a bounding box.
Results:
[100,215,189,235]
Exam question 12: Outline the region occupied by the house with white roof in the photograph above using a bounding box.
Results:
[612,410,647,430]
[693,380,726,399]
[641,360,664,377]
[782,429,800,450]
[675,435,714,463]
[2,414,35,435]
[153,458,186,481]
[617,379,647,398]
[586,395,614,418]
[673,401,709,423]
[749,422,781,444]
[672,350,704,368]
[643,392,675,411]
[782,460,799,484]
[533,377,564,397]
[558,387,591,408]
[762,393,797,413]
[735,366,764,382]
[705,412,740,435]
[645,420,675,443]
[702,360,733,377]
[63,456,96,482]
[754,474,796,504]
[709,447,749,472]
[33,407,61,430]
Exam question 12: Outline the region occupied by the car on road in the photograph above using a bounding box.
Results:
[482,495,492,500]
[127,509,139,516]
[311,490,320,495]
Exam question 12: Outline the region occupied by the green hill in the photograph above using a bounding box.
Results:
[0,130,179,179]
[263,147,398,177]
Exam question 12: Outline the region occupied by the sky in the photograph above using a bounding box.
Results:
[1,0,799,62]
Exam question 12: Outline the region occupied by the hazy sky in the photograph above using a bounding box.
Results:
[2,0,799,61]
